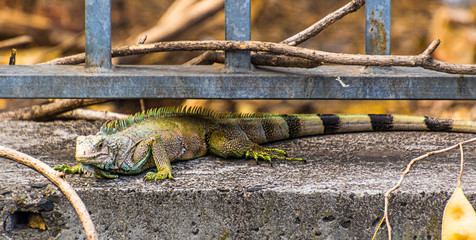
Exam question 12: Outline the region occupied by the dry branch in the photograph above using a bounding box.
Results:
[0,99,109,120]
[57,108,128,121]
[183,50,321,67]
[0,145,98,240]
[186,0,364,66]
[281,0,365,46]
[372,137,476,240]
[0,35,33,50]
[39,40,476,74]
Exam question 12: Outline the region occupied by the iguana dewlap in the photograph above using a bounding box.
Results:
[54,106,476,181]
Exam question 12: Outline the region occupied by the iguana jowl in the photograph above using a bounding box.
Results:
[54,106,476,181]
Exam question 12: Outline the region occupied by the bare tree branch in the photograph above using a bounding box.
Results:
[39,39,476,74]
[186,0,365,66]
[183,50,321,67]
[56,108,128,121]
[0,99,109,120]
[0,145,98,240]
[281,0,365,46]
[0,35,33,50]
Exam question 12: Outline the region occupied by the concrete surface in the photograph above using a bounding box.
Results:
[0,120,476,239]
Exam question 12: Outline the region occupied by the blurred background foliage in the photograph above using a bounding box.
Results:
[0,0,475,119]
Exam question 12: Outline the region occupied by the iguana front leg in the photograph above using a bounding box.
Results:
[135,136,173,181]
[208,128,304,162]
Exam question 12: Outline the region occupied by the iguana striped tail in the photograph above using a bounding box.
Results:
[233,114,476,144]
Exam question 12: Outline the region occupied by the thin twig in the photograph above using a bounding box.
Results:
[458,144,464,186]
[0,99,109,120]
[136,35,147,44]
[0,145,98,240]
[0,35,33,50]
[39,40,476,74]
[421,40,440,59]
[373,137,476,240]
[281,0,365,46]
[55,108,127,121]
[186,0,364,66]
[139,100,146,112]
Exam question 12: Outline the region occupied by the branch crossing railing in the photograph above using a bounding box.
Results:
[1,0,475,99]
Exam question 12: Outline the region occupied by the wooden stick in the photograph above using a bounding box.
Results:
[0,35,33,50]
[56,108,128,120]
[0,145,98,240]
[458,144,464,186]
[183,50,321,67]
[39,39,476,74]
[0,99,109,120]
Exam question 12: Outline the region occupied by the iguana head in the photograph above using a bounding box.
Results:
[75,133,134,178]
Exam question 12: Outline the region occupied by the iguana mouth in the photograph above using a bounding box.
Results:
[75,148,110,164]
[76,152,104,160]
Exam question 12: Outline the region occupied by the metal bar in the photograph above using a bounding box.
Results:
[365,0,391,55]
[1,65,475,99]
[225,0,251,72]
[85,0,112,70]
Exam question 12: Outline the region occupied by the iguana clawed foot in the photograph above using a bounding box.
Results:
[144,166,174,181]
[54,163,118,178]
[245,145,306,163]
[54,163,84,174]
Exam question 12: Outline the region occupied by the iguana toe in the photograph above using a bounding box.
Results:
[53,163,83,174]
[245,146,305,163]
[144,167,174,181]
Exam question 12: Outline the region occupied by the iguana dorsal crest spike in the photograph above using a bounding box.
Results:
[100,106,274,133]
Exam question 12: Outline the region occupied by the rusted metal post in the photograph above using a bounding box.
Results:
[85,0,112,70]
[225,0,251,72]
[365,0,391,55]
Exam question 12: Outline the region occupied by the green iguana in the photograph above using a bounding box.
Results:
[54,106,476,181]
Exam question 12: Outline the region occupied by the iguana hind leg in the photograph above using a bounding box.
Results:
[208,128,304,162]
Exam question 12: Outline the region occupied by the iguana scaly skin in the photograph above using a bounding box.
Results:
[54,106,476,181]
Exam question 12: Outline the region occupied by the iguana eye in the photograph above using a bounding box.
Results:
[97,142,104,150]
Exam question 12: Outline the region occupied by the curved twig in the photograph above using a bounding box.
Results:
[281,0,365,46]
[372,137,476,240]
[0,145,98,240]
[186,0,365,66]
[39,40,476,74]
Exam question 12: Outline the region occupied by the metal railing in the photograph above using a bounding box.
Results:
[0,0,475,99]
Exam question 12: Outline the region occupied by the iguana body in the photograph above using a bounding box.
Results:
[55,106,476,181]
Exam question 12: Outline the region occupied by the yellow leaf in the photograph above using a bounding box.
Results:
[28,213,46,231]
[442,185,476,240]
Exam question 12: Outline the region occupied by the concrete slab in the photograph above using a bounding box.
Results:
[0,120,475,239]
